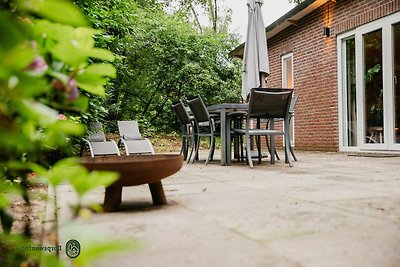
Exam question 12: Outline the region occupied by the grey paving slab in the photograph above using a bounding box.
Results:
[322,196,400,222]
[266,223,400,267]
[172,189,391,242]
[77,205,302,267]
[270,183,395,202]
[53,151,400,267]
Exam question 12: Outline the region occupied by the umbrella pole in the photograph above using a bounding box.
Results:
[260,73,266,88]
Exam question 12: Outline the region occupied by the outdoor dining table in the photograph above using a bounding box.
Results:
[207,103,248,166]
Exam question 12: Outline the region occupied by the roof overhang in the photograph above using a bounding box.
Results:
[230,0,332,58]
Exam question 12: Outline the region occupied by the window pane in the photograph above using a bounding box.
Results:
[363,29,384,144]
[345,38,357,146]
[285,58,293,88]
[394,23,400,143]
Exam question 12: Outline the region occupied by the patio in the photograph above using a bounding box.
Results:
[55,151,400,267]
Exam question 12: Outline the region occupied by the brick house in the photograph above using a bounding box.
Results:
[231,0,400,153]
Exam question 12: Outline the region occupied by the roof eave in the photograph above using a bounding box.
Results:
[229,0,330,59]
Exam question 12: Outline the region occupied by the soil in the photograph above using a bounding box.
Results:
[8,183,48,244]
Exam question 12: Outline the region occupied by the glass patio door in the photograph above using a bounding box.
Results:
[356,17,400,150]
[361,28,385,147]
[339,12,400,152]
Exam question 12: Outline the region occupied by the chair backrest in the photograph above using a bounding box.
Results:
[248,88,292,119]
[172,100,191,125]
[187,95,210,123]
[88,122,106,142]
[117,121,143,140]
[289,95,299,113]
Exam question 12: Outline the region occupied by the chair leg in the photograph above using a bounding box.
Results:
[187,135,195,163]
[284,121,293,167]
[265,120,280,160]
[79,142,86,157]
[245,133,253,169]
[239,135,244,162]
[289,144,297,161]
[191,134,200,164]
[286,138,293,167]
[180,136,186,158]
[256,136,262,164]
[210,136,215,161]
[184,136,190,160]
[270,135,276,165]
[206,135,215,165]
[266,133,280,161]
[288,116,297,161]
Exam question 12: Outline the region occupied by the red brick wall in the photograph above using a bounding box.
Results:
[266,0,400,151]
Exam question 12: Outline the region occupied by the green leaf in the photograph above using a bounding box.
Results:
[87,48,115,61]
[47,158,81,187]
[50,42,88,67]
[0,181,15,209]
[17,0,88,27]
[41,254,70,267]
[27,163,48,177]
[14,74,49,97]
[18,99,58,126]
[83,64,116,78]
[0,43,35,76]
[71,95,89,111]
[52,120,85,135]
[69,171,119,197]
[77,76,108,96]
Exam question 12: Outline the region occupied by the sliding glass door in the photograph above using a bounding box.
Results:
[339,12,400,151]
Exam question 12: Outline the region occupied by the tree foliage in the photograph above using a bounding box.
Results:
[0,0,135,265]
[75,0,242,134]
[162,0,232,33]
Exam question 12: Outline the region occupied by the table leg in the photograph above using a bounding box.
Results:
[104,185,122,212]
[148,181,167,205]
[220,109,227,166]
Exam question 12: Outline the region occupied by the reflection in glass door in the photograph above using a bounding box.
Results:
[394,23,400,144]
[363,29,383,144]
[345,37,357,146]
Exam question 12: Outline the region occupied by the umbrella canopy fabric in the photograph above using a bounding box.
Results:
[242,0,270,100]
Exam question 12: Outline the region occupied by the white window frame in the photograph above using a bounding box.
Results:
[281,53,295,146]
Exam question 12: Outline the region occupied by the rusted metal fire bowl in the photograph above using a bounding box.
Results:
[80,154,183,212]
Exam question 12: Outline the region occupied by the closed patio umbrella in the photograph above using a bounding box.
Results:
[242,0,269,100]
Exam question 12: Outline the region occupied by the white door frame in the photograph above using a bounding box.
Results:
[282,53,294,145]
[338,11,400,152]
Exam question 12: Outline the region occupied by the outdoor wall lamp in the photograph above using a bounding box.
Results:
[323,0,331,37]
[323,27,330,37]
